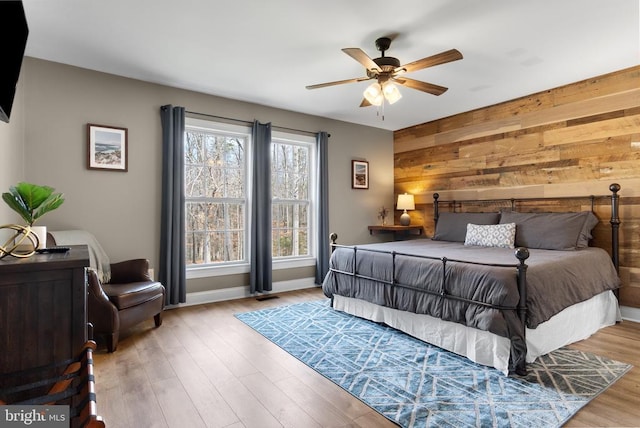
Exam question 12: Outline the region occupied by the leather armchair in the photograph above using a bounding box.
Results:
[87,259,165,352]
[48,234,165,352]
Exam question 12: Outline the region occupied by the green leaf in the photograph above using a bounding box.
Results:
[32,194,65,223]
[15,182,54,209]
[2,191,32,224]
[2,182,64,226]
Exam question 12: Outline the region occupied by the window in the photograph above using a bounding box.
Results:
[184,119,250,271]
[271,132,316,261]
[184,119,317,277]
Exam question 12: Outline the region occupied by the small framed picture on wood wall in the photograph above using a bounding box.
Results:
[87,123,128,171]
[351,160,369,189]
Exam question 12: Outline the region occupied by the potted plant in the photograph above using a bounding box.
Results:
[1,182,64,256]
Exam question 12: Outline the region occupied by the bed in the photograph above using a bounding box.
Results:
[322,184,622,375]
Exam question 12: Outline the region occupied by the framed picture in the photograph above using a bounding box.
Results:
[351,160,369,189]
[87,123,128,171]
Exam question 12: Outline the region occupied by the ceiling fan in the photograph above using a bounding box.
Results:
[306,37,463,107]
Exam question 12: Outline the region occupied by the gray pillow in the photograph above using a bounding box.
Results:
[433,212,500,242]
[577,211,599,248]
[499,211,597,250]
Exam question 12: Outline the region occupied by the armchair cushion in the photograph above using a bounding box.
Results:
[102,281,165,310]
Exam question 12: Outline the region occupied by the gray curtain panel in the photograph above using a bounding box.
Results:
[159,105,187,304]
[250,121,272,293]
[315,131,330,284]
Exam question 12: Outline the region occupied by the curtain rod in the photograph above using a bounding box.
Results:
[185,110,329,137]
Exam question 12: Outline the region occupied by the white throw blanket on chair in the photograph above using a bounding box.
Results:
[49,230,111,283]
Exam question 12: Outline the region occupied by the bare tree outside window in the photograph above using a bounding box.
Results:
[271,141,311,258]
[185,128,246,265]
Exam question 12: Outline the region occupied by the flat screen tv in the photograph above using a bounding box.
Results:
[1,1,29,123]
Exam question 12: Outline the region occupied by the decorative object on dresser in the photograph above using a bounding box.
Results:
[396,193,415,226]
[48,230,165,352]
[0,182,64,258]
[87,123,128,172]
[325,183,622,376]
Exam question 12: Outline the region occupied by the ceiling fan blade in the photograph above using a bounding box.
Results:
[306,76,371,90]
[394,77,448,96]
[342,48,381,72]
[359,98,372,108]
[396,49,463,74]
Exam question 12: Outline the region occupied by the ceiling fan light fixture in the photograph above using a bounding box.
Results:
[363,82,384,106]
[383,82,402,104]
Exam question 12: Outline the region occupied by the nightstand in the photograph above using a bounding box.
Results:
[368,225,424,240]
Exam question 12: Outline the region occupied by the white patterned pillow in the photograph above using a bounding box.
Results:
[464,223,516,248]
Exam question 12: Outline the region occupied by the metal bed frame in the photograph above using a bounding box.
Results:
[328,183,621,375]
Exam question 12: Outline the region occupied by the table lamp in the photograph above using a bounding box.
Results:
[396,193,415,226]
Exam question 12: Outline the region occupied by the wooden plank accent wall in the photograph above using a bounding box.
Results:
[393,65,640,308]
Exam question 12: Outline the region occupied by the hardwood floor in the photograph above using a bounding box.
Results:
[93,288,640,428]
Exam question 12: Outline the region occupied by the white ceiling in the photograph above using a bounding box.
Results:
[21,0,640,131]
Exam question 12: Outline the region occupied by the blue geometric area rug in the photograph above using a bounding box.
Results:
[235,300,631,428]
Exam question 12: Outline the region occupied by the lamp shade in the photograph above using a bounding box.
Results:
[396,193,415,211]
[383,83,402,104]
[397,193,415,226]
[363,82,383,106]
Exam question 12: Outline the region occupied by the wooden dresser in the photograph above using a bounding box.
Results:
[0,245,89,392]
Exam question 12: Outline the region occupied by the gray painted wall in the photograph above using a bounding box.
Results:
[0,57,393,294]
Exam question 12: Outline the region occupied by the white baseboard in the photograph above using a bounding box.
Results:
[168,277,319,308]
[620,305,640,323]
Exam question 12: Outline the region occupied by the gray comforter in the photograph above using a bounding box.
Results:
[322,240,620,366]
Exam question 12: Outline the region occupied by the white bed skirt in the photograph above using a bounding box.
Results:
[331,290,621,375]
